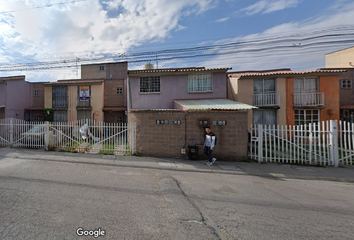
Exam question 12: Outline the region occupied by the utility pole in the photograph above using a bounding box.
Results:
[76,57,80,79]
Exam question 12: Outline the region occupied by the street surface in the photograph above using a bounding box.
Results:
[0,148,353,239]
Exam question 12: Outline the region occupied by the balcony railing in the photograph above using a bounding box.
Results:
[253,93,280,107]
[77,98,92,108]
[294,92,324,106]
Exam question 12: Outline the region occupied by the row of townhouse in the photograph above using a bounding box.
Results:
[1,64,353,126]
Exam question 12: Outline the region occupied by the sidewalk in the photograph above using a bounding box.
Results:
[0,147,353,183]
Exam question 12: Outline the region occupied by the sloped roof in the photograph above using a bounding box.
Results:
[229,69,346,78]
[174,99,256,111]
[0,75,25,81]
[45,79,104,85]
[128,67,231,75]
[102,106,127,111]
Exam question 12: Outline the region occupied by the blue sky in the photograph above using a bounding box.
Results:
[0,0,354,81]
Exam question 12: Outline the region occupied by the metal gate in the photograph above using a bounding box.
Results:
[249,120,353,167]
[0,118,136,155]
[0,118,46,148]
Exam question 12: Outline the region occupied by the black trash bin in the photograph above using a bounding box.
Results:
[188,145,199,160]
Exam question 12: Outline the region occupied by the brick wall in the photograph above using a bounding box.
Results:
[128,110,249,161]
[106,62,127,80]
[104,79,125,107]
[32,83,45,108]
[104,111,126,123]
[339,69,354,106]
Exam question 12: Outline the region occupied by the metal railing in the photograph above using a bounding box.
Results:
[77,98,92,108]
[294,92,324,106]
[253,93,280,107]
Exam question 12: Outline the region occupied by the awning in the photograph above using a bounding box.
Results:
[341,105,354,110]
[102,106,127,111]
[173,99,256,111]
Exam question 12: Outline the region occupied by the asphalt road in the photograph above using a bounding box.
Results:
[0,153,353,239]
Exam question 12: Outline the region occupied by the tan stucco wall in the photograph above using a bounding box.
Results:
[238,79,254,126]
[227,76,239,101]
[44,86,52,109]
[81,64,106,79]
[326,47,354,68]
[91,83,104,121]
[67,85,77,122]
[276,78,287,125]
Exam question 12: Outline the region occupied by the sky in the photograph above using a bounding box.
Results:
[0,0,354,82]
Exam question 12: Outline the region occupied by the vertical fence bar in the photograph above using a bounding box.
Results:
[257,125,263,163]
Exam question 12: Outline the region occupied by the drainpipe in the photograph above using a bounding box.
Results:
[184,109,187,149]
[127,74,132,110]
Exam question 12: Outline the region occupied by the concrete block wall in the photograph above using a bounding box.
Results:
[128,110,249,161]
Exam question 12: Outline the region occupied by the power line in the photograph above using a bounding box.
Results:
[0,25,354,72]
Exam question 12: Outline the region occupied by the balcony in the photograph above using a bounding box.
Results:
[253,93,280,107]
[77,97,92,108]
[294,92,324,107]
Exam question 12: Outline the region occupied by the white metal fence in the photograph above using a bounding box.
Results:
[0,118,136,155]
[249,120,354,167]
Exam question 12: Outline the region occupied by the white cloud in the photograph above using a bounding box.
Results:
[239,0,299,16]
[215,17,230,23]
[201,2,354,71]
[0,0,217,80]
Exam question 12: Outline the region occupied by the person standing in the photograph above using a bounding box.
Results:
[204,126,217,166]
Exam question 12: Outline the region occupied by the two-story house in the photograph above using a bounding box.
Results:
[325,46,354,121]
[81,61,128,123]
[0,75,31,120]
[24,82,48,121]
[228,69,344,126]
[44,79,105,122]
[126,67,255,160]
[43,61,128,123]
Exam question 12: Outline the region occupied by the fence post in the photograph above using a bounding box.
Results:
[131,123,135,155]
[258,124,263,163]
[44,121,49,151]
[10,118,13,147]
[329,120,339,167]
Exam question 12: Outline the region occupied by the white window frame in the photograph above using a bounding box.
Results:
[341,79,352,89]
[140,76,160,93]
[188,73,212,92]
[99,66,105,71]
[116,87,123,94]
[294,78,318,93]
[294,109,320,126]
[34,90,39,97]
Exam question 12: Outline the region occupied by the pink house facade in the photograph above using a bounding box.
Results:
[127,67,230,110]
[0,75,31,119]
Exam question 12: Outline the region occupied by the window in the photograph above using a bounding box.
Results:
[53,110,67,122]
[295,109,319,125]
[34,90,39,97]
[116,87,123,94]
[33,115,39,121]
[341,79,352,89]
[254,79,275,94]
[188,73,212,92]
[294,78,318,93]
[140,76,160,93]
[99,66,105,71]
[253,109,277,125]
[116,116,123,123]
